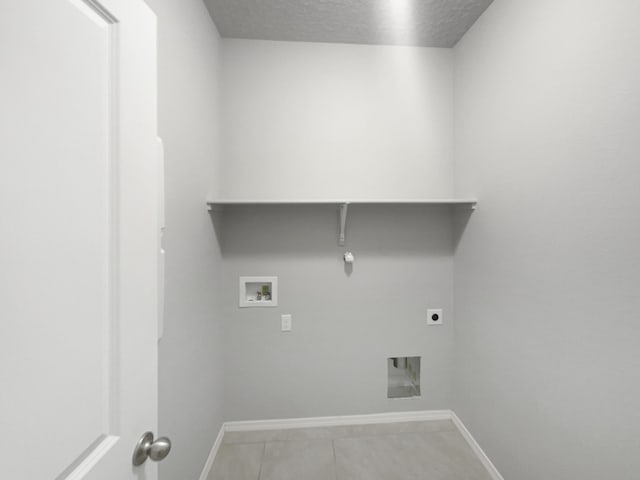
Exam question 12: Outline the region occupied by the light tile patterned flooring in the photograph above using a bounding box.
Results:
[207,419,492,480]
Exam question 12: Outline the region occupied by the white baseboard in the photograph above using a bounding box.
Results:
[199,410,503,480]
[198,424,225,480]
[450,411,504,480]
[224,409,451,432]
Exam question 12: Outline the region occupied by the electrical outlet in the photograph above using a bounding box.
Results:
[427,309,443,326]
[281,314,292,332]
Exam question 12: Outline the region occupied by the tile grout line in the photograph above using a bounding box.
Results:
[255,442,266,480]
[332,439,338,480]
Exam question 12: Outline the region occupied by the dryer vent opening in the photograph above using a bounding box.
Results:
[387,357,421,399]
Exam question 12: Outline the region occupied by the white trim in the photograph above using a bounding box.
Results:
[65,436,119,480]
[224,410,451,432]
[198,425,225,480]
[451,411,504,480]
[199,411,503,480]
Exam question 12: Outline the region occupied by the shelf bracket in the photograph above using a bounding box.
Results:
[338,203,349,246]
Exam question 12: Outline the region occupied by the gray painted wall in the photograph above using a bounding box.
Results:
[143,1,224,478]
[453,1,640,479]
[216,38,460,421]
[219,204,457,420]
[219,39,454,200]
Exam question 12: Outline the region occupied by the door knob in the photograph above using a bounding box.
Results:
[132,431,172,466]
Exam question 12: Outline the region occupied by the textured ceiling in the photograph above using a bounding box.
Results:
[204,0,493,48]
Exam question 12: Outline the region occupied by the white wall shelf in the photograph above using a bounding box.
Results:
[207,198,477,246]
[207,199,477,208]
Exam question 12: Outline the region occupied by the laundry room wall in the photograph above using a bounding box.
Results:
[144,0,225,478]
[453,1,640,479]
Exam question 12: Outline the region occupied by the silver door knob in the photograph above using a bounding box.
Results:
[132,431,172,466]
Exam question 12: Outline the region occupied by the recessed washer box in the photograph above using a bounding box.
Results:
[239,276,278,308]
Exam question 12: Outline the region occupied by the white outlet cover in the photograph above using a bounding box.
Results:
[427,309,443,325]
[281,314,292,332]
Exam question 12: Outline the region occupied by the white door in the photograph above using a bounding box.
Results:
[0,0,162,478]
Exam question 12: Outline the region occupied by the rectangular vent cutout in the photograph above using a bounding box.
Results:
[387,357,421,399]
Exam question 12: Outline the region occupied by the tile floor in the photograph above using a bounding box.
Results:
[207,419,493,480]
